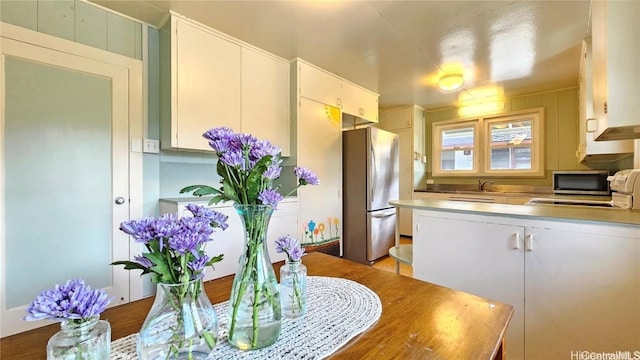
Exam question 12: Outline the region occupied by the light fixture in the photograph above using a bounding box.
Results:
[438,73,465,91]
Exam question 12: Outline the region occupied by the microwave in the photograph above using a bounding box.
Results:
[552,170,610,195]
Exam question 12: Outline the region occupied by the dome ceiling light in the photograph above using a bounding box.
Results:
[438,73,465,92]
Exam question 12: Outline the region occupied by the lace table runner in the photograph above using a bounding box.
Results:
[112,276,382,359]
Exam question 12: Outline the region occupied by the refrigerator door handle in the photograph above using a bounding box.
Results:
[370,142,376,202]
[370,209,396,218]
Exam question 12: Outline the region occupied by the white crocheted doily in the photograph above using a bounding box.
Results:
[112,276,382,359]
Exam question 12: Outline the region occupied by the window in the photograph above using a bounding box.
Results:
[432,108,544,177]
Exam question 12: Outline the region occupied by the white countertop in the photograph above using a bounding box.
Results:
[159,196,298,207]
[390,199,640,227]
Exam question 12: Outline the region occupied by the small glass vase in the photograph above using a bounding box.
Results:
[280,260,308,318]
[47,316,110,360]
[227,204,281,350]
[137,278,218,360]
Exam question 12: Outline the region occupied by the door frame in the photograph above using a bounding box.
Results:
[0,22,144,335]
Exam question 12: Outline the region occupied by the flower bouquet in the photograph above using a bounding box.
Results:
[180,127,319,350]
[113,204,228,359]
[275,235,308,318]
[24,279,112,359]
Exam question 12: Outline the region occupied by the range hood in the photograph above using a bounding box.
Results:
[594,125,640,141]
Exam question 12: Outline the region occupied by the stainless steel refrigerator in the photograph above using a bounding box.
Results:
[342,127,399,264]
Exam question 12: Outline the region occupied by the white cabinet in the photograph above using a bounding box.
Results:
[524,225,640,359]
[340,80,379,123]
[380,105,426,236]
[161,14,290,155]
[413,209,640,359]
[297,60,379,124]
[159,198,299,281]
[241,47,291,155]
[414,212,525,360]
[162,16,241,151]
[577,38,632,162]
[296,97,342,246]
[591,0,640,141]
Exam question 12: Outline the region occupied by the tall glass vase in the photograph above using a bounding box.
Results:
[137,278,218,360]
[227,204,281,350]
[47,316,110,359]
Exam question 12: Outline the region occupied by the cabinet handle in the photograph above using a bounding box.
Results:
[512,233,520,249]
[525,234,534,251]
[337,98,342,107]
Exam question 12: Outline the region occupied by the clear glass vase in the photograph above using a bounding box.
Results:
[137,278,218,359]
[47,316,110,360]
[227,204,281,350]
[280,260,308,318]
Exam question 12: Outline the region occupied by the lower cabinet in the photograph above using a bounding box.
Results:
[160,198,299,281]
[413,209,640,360]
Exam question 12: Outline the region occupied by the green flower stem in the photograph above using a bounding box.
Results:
[291,272,303,314]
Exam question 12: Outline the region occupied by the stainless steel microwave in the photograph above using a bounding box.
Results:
[552,170,610,195]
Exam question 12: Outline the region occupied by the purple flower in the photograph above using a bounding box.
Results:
[23,279,112,322]
[294,166,320,186]
[275,235,306,262]
[232,133,259,150]
[208,138,231,154]
[168,217,214,255]
[263,164,282,180]
[188,254,210,279]
[220,149,246,169]
[134,255,153,268]
[258,188,283,209]
[250,140,281,162]
[120,217,156,244]
[203,127,234,142]
[185,204,229,230]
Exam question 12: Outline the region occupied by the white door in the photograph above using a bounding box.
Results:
[1,38,131,336]
[297,98,342,246]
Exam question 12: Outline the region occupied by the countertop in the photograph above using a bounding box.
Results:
[0,253,513,360]
[390,199,640,227]
[159,196,298,205]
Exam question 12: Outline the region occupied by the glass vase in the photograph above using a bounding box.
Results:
[280,260,308,318]
[137,278,218,359]
[227,204,281,350]
[47,316,110,360]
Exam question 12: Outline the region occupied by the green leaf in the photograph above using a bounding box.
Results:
[206,254,224,266]
[111,260,147,271]
[145,252,174,283]
[179,184,219,197]
[223,180,240,203]
[208,195,226,205]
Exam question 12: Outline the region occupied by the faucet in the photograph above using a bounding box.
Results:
[478,180,494,191]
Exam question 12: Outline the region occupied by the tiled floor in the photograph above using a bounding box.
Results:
[371,236,413,278]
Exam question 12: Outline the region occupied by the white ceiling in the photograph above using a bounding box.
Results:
[92,0,592,110]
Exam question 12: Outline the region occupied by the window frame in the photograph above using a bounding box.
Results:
[432,108,545,178]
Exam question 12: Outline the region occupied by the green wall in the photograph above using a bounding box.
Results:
[423,88,634,187]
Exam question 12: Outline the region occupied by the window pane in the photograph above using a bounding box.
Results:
[490,120,531,146]
[441,149,473,170]
[442,127,474,150]
[490,147,531,169]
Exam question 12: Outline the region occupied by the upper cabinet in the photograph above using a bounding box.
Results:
[591,0,640,141]
[160,14,290,155]
[577,38,633,162]
[298,61,379,123]
[241,47,290,155]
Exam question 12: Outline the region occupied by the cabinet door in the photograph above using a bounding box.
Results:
[396,129,413,236]
[173,19,241,151]
[298,61,341,107]
[380,106,412,131]
[241,47,290,156]
[524,225,640,358]
[413,211,525,360]
[297,98,342,246]
[340,81,379,123]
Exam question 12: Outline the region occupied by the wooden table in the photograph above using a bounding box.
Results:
[1,252,513,359]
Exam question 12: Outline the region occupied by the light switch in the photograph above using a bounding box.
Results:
[143,139,160,154]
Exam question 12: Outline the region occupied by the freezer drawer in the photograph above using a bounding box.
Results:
[367,208,397,262]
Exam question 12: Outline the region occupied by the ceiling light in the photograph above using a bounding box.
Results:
[438,73,464,91]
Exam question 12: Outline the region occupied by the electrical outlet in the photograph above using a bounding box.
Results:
[426,179,434,184]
